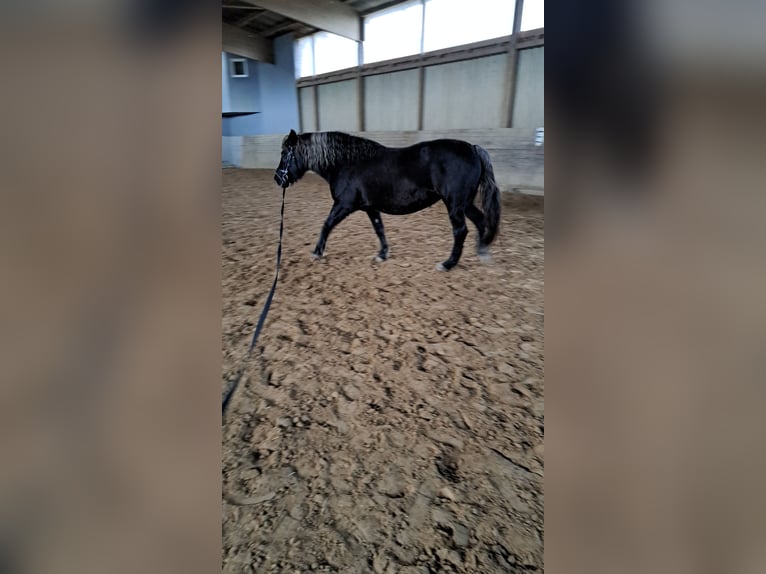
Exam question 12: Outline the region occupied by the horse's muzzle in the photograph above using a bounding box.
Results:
[274,170,289,188]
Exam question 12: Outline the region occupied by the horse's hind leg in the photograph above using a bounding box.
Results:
[437,208,468,271]
[366,210,389,262]
[466,204,491,263]
[312,202,353,259]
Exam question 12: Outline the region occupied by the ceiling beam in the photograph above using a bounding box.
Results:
[260,20,304,38]
[359,0,410,16]
[237,8,267,28]
[222,23,274,63]
[243,0,361,42]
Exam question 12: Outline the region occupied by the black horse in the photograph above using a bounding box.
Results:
[274,130,500,271]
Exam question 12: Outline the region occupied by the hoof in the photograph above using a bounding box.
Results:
[478,252,493,264]
[374,256,385,263]
[436,262,448,272]
[310,252,323,261]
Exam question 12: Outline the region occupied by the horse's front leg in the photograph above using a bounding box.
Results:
[437,208,468,271]
[312,202,353,259]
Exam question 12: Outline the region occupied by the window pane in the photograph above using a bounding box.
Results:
[364,1,423,64]
[424,0,514,52]
[520,0,544,31]
[313,32,358,75]
[294,36,314,78]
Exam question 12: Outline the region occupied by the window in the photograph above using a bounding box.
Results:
[424,0,515,52]
[363,0,423,64]
[293,0,544,78]
[230,57,248,78]
[294,32,358,78]
[520,0,544,31]
[313,31,358,75]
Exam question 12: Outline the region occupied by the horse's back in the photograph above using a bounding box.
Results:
[402,139,482,188]
[359,140,478,188]
[394,138,477,161]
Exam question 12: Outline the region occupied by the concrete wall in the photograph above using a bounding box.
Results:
[299,87,317,132]
[317,79,359,132]
[364,69,420,131]
[236,134,284,170]
[512,46,544,128]
[225,128,543,192]
[300,50,543,133]
[222,35,300,137]
[222,135,243,167]
[423,55,508,129]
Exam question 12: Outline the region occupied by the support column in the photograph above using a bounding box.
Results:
[417,0,426,130]
[503,0,525,127]
[357,28,365,132]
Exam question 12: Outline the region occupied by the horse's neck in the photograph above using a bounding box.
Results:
[303,151,333,181]
[301,137,344,178]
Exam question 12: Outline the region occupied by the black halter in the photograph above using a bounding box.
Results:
[275,146,294,188]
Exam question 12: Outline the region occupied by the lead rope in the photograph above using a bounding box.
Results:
[222,184,287,417]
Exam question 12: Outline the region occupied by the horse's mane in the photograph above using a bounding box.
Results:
[296,131,385,173]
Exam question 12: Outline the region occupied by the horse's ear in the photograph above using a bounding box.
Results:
[287,129,298,145]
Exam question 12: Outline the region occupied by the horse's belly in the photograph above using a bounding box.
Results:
[374,188,440,215]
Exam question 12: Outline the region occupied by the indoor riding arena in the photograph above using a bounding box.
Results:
[222,1,544,573]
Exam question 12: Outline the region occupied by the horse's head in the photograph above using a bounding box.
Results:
[274,129,304,188]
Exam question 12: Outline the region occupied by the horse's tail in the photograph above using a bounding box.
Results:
[475,145,501,245]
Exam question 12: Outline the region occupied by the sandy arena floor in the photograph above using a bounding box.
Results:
[222,169,544,573]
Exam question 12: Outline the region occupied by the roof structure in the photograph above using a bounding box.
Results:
[222,0,413,61]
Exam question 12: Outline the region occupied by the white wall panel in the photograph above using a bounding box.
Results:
[512,47,544,128]
[364,70,420,131]
[423,54,507,129]
[299,87,317,132]
[317,79,359,132]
